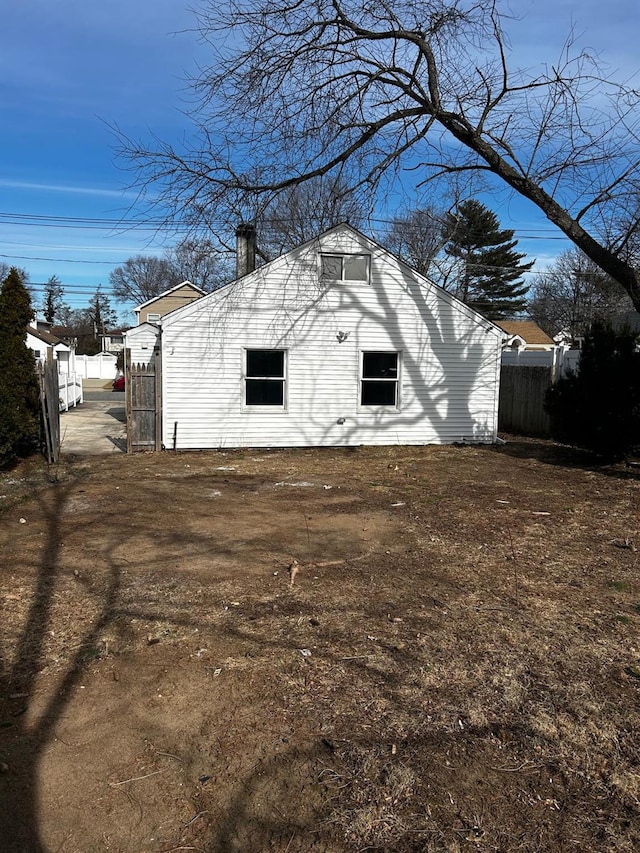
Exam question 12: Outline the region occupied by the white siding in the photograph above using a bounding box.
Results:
[161,227,502,449]
[125,324,160,366]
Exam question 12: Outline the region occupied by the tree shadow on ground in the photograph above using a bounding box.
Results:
[493,435,640,481]
[0,482,122,849]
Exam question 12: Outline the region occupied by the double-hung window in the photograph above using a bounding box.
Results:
[320,253,370,282]
[360,352,399,407]
[245,349,286,406]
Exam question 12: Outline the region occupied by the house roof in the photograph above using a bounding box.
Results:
[27,325,67,347]
[125,321,161,338]
[134,281,205,312]
[496,320,554,346]
[159,223,505,338]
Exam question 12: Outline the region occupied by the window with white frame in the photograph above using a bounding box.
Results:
[146,313,161,322]
[320,253,370,282]
[245,349,286,406]
[360,352,399,407]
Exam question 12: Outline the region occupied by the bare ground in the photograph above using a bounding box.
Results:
[0,438,639,852]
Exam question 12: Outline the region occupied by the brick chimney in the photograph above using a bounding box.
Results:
[236,222,256,279]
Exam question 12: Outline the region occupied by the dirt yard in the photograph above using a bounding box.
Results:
[1,439,639,852]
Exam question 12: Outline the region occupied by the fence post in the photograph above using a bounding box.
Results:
[125,348,132,454]
[154,348,162,451]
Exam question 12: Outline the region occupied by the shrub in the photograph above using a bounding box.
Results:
[545,322,640,461]
[0,268,41,465]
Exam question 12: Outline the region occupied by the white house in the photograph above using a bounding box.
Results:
[125,321,160,366]
[151,224,503,450]
[26,323,75,374]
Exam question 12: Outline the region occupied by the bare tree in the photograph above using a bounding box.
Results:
[529,249,633,340]
[260,174,367,259]
[384,206,446,277]
[165,236,229,291]
[109,255,182,306]
[120,0,640,310]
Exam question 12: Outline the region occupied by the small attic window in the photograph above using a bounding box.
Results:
[147,313,161,322]
[320,254,370,282]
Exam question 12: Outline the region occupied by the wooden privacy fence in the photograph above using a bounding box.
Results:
[498,365,553,435]
[38,359,60,463]
[125,349,162,452]
[498,350,581,436]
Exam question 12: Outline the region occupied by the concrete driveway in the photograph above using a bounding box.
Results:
[60,389,126,455]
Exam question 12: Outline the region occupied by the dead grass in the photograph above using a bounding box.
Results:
[0,438,639,851]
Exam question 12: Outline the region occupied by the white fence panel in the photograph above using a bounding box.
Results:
[74,353,118,380]
[501,348,580,377]
[58,372,83,411]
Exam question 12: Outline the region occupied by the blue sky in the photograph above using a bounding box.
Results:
[1,1,638,322]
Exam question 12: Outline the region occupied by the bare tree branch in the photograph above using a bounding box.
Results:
[116,0,640,308]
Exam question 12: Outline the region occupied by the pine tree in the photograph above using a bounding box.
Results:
[0,268,41,464]
[443,200,533,320]
[67,287,118,356]
[88,286,117,337]
[42,275,65,324]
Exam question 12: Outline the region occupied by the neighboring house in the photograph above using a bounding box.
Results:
[496,320,555,351]
[125,321,160,366]
[26,322,76,374]
[100,329,129,355]
[148,223,503,450]
[135,281,205,325]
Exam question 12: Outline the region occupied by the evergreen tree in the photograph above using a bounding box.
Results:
[545,323,640,461]
[443,200,533,320]
[0,268,41,464]
[69,287,119,356]
[87,286,117,337]
[42,275,66,324]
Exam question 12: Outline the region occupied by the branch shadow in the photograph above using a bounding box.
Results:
[0,482,121,849]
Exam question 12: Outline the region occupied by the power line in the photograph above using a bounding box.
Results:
[0,253,121,265]
[0,208,572,236]
[0,212,173,227]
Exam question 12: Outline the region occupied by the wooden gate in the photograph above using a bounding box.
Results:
[125,349,162,452]
[38,358,60,463]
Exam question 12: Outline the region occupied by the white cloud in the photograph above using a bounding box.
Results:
[0,179,131,199]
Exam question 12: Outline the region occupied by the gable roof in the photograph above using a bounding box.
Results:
[126,320,160,332]
[496,320,554,346]
[27,325,69,348]
[160,223,504,337]
[134,281,205,313]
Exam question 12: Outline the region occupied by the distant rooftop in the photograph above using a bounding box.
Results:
[496,320,554,346]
